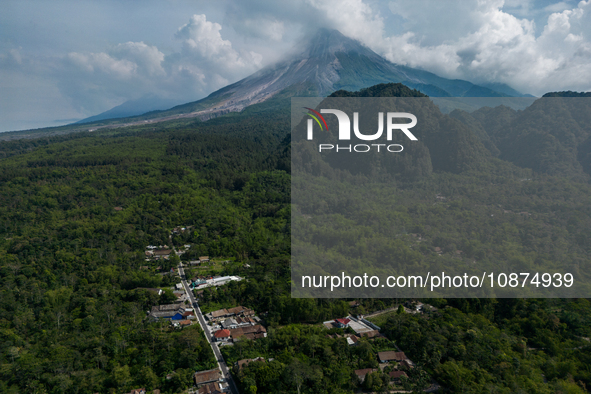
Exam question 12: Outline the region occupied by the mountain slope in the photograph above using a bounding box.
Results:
[161,29,518,120]
[72,29,524,129]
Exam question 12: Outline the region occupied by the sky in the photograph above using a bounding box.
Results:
[1,0,590,132]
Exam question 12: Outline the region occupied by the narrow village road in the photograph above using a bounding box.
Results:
[178,261,240,394]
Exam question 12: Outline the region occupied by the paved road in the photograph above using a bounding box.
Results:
[178,262,240,394]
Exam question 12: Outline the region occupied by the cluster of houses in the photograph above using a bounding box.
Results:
[326,328,385,346]
[187,256,210,266]
[207,306,266,342]
[206,306,256,322]
[322,314,416,387]
[193,369,227,393]
[192,306,266,392]
[354,351,414,385]
[228,332,413,388]
[149,303,196,328]
[144,243,195,262]
[324,315,380,332]
[323,315,383,345]
[213,324,267,342]
[176,244,192,256]
[145,245,173,261]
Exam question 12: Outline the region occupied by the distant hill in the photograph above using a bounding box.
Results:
[329,83,428,98]
[75,96,185,124]
[480,82,534,97]
[451,94,591,181]
[542,91,591,97]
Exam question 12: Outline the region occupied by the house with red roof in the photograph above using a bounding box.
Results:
[179,320,191,327]
[213,329,231,342]
[183,311,195,319]
[334,317,351,328]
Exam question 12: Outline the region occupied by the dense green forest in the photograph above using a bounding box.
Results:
[0,86,590,393]
[0,112,291,393]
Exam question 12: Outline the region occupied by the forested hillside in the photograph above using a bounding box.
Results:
[0,86,590,393]
[450,97,591,182]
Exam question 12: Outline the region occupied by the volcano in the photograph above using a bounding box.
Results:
[159,29,522,120]
[77,28,526,126]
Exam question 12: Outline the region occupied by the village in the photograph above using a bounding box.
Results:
[124,226,437,394]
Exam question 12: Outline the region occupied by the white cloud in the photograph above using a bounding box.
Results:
[175,14,262,76]
[176,15,236,61]
[44,14,263,116]
[111,42,166,77]
[361,0,591,95]
[309,0,386,47]
[66,52,137,79]
[262,0,590,96]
